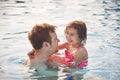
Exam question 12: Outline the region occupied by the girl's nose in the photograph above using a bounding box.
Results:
[66,34,70,38]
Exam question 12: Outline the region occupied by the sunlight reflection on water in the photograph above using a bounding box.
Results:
[0,0,120,80]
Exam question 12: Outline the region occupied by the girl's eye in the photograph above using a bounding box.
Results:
[66,32,69,35]
[66,32,69,34]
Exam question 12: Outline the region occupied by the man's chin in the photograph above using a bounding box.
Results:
[49,50,58,56]
[52,49,58,54]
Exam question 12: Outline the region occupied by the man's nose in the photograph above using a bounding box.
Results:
[57,38,60,42]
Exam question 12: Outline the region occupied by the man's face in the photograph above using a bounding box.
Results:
[48,32,59,55]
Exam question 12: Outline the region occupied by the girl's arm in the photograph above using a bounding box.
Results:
[74,47,88,66]
[58,42,68,50]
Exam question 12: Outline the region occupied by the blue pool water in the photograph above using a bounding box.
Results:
[0,0,120,80]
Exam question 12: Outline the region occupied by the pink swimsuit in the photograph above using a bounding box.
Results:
[64,47,88,68]
[49,47,88,68]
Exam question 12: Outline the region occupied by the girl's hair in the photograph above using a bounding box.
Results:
[66,20,87,45]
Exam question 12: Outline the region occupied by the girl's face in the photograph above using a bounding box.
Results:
[65,28,80,46]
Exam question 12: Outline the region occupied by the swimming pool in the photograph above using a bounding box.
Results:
[0,0,120,80]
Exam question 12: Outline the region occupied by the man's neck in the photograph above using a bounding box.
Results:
[29,49,48,66]
[35,49,48,60]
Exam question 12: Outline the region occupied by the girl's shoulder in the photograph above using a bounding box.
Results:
[75,46,88,62]
[77,46,88,55]
[78,46,86,50]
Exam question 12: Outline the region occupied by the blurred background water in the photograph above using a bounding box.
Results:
[0,0,120,80]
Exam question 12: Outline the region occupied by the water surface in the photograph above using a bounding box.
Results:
[0,0,120,80]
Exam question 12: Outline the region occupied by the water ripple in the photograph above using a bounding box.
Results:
[0,0,120,80]
[4,31,28,35]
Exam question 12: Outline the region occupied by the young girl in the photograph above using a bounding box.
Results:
[49,20,88,68]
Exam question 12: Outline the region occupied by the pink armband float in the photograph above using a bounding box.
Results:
[77,60,88,68]
[49,50,88,68]
[65,50,74,62]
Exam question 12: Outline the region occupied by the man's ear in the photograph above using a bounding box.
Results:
[43,42,50,48]
[28,49,35,59]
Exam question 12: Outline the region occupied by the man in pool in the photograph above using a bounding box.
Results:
[25,23,60,72]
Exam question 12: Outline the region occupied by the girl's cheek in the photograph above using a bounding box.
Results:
[66,35,69,39]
